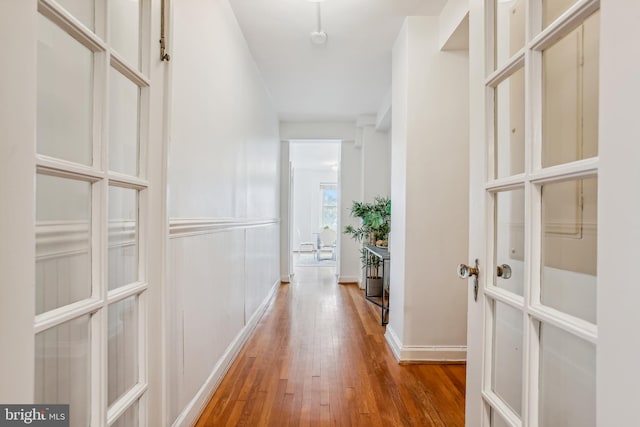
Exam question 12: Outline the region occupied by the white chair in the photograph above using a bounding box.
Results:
[296,228,315,253]
[317,228,337,261]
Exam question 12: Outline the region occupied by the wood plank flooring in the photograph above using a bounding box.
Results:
[195,266,466,426]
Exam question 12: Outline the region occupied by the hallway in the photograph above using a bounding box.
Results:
[195,267,466,426]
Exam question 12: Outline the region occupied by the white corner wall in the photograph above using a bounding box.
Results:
[167,0,280,425]
[362,126,391,202]
[339,141,363,283]
[389,21,409,342]
[279,141,291,281]
[387,16,469,362]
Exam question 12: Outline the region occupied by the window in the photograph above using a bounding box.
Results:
[320,183,337,229]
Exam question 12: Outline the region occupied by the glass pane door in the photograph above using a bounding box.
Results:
[34,1,149,425]
[483,0,600,425]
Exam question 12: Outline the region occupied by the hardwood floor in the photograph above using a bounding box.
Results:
[195,266,466,426]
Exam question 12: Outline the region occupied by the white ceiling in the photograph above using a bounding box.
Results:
[228,0,447,122]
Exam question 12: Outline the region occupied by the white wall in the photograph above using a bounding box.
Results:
[361,126,391,202]
[169,0,279,220]
[387,16,470,361]
[280,121,357,141]
[168,0,280,424]
[279,141,291,280]
[389,22,409,339]
[339,142,364,283]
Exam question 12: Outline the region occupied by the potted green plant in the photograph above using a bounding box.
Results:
[344,197,391,297]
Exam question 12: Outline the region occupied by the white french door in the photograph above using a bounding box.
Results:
[464,0,614,425]
[33,0,151,425]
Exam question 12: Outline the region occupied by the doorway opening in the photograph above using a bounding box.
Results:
[289,140,341,275]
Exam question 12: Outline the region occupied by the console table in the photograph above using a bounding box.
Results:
[364,245,390,325]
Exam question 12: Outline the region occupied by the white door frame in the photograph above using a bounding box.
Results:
[596,1,640,424]
[286,140,342,276]
[0,0,38,403]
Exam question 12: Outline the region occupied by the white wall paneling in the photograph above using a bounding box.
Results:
[169,0,281,424]
[167,220,280,426]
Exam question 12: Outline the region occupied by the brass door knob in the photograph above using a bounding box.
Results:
[457,259,480,301]
[457,263,479,279]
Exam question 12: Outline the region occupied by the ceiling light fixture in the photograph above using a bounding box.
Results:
[309,1,327,45]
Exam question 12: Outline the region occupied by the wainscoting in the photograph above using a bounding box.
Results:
[167,218,280,426]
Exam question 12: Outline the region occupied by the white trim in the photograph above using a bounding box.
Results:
[485,53,525,88]
[38,0,107,53]
[385,326,467,363]
[384,325,403,361]
[280,275,291,283]
[35,220,138,258]
[34,298,103,334]
[482,390,522,427]
[36,157,104,182]
[529,0,600,52]
[337,275,361,284]
[110,52,151,88]
[170,279,281,427]
[107,282,148,305]
[106,382,148,426]
[169,217,280,238]
[35,221,90,259]
[108,173,149,190]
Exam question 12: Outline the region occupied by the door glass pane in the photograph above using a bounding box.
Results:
[492,301,523,416]
[35,315,91,427]
[109,69,140,176]
[543,0,578,29]
[539,322,595,427]
[112,401,139,427]
[36,174,92,314]
[490,408,511,427]
[495,0,525,69]
[495,68,525,178]
[494,189,524,296]
[542,11,600,168]
[108,296,138,406]
[108,187,139,290]
[110,0,141,69]
[55,0,95,31]
[541,177,597,323]
[37,15,93,165]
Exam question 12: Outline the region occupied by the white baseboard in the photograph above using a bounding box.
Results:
[172,279,281,427]
[280,275,291,283]
[337,275,361,285]
[385,326,467,363]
